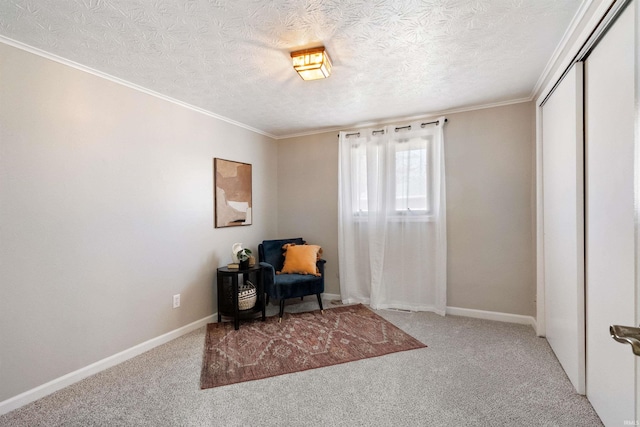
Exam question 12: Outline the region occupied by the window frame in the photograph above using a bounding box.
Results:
[350,132,436,222]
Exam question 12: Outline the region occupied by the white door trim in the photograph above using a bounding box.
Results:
[535,0,626,337]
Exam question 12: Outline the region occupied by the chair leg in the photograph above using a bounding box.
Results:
[316,293,324,313]
[279,299,285,323]
[266,294,270,306]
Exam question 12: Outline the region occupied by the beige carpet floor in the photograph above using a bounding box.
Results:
[0,298,603,426]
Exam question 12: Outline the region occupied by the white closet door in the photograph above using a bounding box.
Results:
[541,63,585,394]
[585,3,636,424]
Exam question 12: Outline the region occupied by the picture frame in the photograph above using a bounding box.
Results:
[214,158,252,228]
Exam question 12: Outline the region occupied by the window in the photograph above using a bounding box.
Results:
[353,143,369,214]
[351,134,434,219]
[338,119,447,311]
[394,139,432,213]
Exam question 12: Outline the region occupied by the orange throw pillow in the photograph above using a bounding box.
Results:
[280,245,322,276]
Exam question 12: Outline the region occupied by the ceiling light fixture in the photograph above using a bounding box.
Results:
[291,47,332,80]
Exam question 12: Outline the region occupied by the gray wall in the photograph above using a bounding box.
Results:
[446,103,535,315]
[277,133,340,295]
[278,102,535,315]
[0,43,278,401]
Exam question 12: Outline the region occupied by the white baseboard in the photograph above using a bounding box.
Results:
[0,314,215,416]
[2,296,341,415]
[328,295,537,328]
[446,306,537,329]
[1,303,537,416]
[321,293,341,301]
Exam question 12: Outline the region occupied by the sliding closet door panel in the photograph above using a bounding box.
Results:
[585,3,636,424]
[541,63,585,394]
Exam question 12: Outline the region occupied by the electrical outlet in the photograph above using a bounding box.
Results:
[173,294,180,309]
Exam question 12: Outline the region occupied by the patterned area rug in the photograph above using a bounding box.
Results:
[200,304,426,389]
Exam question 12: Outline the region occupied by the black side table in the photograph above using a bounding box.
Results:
[216,265,265,330]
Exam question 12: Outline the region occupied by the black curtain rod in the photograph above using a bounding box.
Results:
[339,118,448,137]
[422,118,448,126]
[394,118,449,132]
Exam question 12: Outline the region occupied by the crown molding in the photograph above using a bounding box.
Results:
[0,33,548,141]
[276,96,534,140]
[530,0,595,99]
[0,36,278,140]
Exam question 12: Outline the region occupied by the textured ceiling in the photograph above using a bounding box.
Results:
[0,0,584,138]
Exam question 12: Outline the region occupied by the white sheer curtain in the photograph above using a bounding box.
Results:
[338,118,447,314]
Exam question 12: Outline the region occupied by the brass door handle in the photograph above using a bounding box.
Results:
[610,325,640,356]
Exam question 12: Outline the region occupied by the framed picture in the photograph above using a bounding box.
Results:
[214,158,252,228]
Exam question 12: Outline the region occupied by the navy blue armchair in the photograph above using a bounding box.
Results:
[258,238,325,320]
